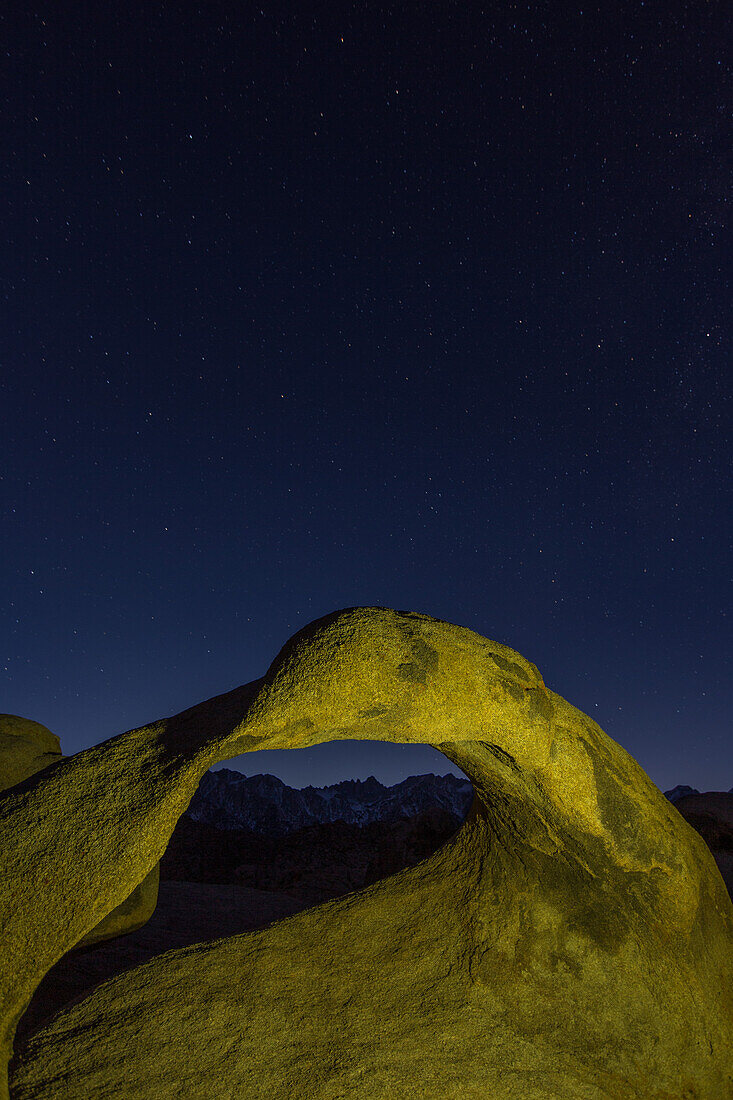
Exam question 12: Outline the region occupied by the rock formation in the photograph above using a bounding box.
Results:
[19,811,463,1045]
[0,716,62,791]
[3,608,732,1099]
[15,882,307,1046]
[0,715,159,955]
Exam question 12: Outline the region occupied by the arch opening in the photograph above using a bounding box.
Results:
[16,738,475,1047]
[6,608,731,1100]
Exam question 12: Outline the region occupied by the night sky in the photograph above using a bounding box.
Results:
[2,2,729,793]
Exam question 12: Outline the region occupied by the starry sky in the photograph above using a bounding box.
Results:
[2,2,729,793]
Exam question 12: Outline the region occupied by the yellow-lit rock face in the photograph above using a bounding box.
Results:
[3,609,732,1099]
[74,864,160,950]
[0,715,159,956]
[0,715,62,791]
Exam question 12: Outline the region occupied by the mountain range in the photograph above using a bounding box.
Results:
[185,769,733,834]
[186,769,474,835]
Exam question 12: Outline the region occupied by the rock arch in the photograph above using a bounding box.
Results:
[2,608,731,1098]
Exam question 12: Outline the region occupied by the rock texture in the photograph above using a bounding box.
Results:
[20,811,462,1045]
[0,715,61,792]
[4,608,733,1099]
[22,799,733,1057]
[0,716,159,955]
[15,882,307,1046]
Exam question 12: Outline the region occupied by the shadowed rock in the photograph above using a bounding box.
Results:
[14,882,307,1045]
[158,808,464,903]
[3,609,732,1099]
[673,791,733,899]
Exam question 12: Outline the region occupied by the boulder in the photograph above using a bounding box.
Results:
[0,714,61,790]
[4,609,732,1100]
[16,881,306,1044]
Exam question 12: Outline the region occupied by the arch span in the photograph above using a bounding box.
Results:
[3,608,732,1099]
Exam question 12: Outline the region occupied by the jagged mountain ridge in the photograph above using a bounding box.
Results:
[186,769,474,835]
[188,772,733,835]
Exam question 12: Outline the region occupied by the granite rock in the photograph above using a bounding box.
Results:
[5,609,733,1100]
[0,714,61,791]
[0,716,159,956]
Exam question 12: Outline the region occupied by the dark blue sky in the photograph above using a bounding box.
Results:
[2,2,729,793]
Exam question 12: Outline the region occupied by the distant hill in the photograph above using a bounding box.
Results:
[186,769,474,835]
[664,784,701,802]
[664,784,733,802]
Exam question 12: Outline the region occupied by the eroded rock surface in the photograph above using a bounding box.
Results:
[0,716,160,959]
[15,882,306,1045]
[4,609,732,1099]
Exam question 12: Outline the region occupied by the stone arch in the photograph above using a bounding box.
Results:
[3,608,732,1099]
